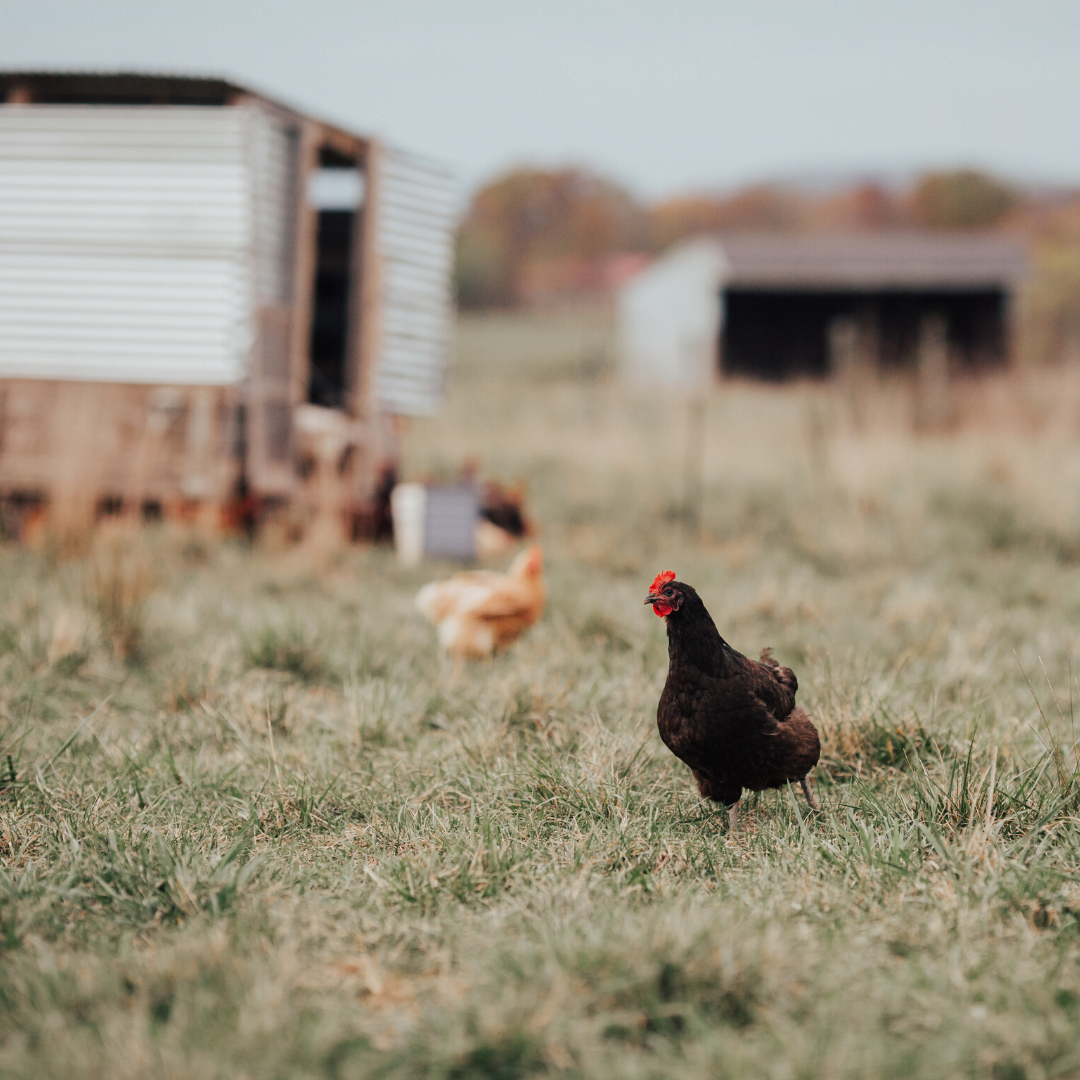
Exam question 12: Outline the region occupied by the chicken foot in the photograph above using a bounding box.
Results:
[799,776,821,811]
[728,777,819,833]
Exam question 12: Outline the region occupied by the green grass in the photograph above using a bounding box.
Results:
[3,310,1080,1077]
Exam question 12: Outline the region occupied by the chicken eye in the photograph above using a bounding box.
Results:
[664,587,674,596]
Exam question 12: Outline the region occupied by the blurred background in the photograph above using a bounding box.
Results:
[9,9,1080,1075]
[2,1,1080,559]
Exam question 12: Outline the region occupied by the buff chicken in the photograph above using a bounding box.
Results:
[415,544,545,659]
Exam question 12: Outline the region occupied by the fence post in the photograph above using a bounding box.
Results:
[915,313,952,431]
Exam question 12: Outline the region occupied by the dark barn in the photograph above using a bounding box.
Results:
[619,234,1027,388]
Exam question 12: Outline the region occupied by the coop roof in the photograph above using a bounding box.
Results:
[714,232,1028,290]
[0,71,361,142]
[0,71,250,106]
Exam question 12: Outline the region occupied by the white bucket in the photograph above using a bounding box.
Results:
[390,483,427,566]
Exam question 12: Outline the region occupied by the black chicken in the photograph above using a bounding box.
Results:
[645,571,820,831]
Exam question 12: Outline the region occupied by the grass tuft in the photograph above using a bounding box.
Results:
[244,625,326,682]
[83,526,156,661]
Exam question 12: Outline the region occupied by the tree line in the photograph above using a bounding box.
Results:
[454,167,1040,310]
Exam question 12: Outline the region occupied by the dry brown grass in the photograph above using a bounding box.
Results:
[2,311,1080,1079]
[82,521,158,661]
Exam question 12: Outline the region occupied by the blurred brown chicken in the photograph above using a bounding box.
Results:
[415,544,545,658]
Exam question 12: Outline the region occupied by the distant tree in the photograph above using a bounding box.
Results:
[649,185,800,249]
[454,230,513,309]
[454,166,1030,309]
[809,182,900,231]
[454,167,647,308]
[910,169,1017,229]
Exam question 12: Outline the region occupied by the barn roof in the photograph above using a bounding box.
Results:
[714,232,1028,290]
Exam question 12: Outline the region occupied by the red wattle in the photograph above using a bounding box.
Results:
[653,602,672,617]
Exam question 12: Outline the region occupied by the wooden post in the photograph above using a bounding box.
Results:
[348,138,385,509]
[829,316,860,428]
[915,312,952,431]
[682,395,707,535]
[829,309,877,431]
[293,405,351,553]
[288,121,322,412]
[49,383,103,546]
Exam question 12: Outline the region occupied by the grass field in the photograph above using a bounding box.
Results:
[4,310,1080,1079]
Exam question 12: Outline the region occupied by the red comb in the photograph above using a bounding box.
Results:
[650,570,676,592]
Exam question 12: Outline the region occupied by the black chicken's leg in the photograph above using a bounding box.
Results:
[799,776,820,811]
[728,802,739,832]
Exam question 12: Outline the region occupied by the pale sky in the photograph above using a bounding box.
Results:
[4,0,1080,202]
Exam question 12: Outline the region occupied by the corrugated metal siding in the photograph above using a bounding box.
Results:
[248,105,299,307]
[0,106,254,385]
[374,147,455,416]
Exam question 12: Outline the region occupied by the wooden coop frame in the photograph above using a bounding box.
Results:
[0,72,454,540]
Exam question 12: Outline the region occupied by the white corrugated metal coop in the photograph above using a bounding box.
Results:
[0,72,455,538]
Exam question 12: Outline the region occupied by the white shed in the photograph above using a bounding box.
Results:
[617,233,1028,388]
[0,72,455,539]
[617,238,728,389]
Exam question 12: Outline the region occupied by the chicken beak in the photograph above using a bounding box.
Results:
[644,593,662,606]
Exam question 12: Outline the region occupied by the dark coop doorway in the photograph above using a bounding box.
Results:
[307,146,365,408]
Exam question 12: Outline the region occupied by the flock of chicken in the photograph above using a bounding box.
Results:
[415,553,820,830]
